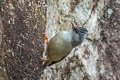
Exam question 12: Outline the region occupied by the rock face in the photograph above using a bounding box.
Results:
[0,16,8,80]
[0,0,120,80]
[41,0,120,80]
[99,0,120,80]
[0,0,46,80]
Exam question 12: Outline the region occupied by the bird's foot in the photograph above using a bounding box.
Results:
[43,32,49,45]
[40,58,49,62]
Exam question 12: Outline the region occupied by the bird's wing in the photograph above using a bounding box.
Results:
[49,54,67,66]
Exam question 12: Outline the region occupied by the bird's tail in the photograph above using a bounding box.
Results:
[43,61,52,69]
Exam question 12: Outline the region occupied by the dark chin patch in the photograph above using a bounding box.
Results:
[74,27,88,34]
[74,29,79,33]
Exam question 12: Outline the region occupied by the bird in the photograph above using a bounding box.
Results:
[41,23,88,68]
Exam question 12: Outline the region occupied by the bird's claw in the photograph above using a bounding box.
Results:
[40,58,49,62]
[43,32,49,45]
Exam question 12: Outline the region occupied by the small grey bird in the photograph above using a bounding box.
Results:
[42,23,88,68]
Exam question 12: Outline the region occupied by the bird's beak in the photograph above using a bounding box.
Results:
[71,22,75,30]
[71,23,79,33]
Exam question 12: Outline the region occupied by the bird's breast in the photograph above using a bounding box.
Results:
[46,33,73,61]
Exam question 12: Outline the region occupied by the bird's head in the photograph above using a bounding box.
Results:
[71,23,88,37]
[70,23,88,47]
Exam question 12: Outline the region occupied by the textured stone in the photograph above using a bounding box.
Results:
[41,0,105,80]
[0,0,46,80]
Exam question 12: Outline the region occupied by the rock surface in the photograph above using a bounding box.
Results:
[0,0,120,80]
[0,0,46,80]
[41,0,120,80]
